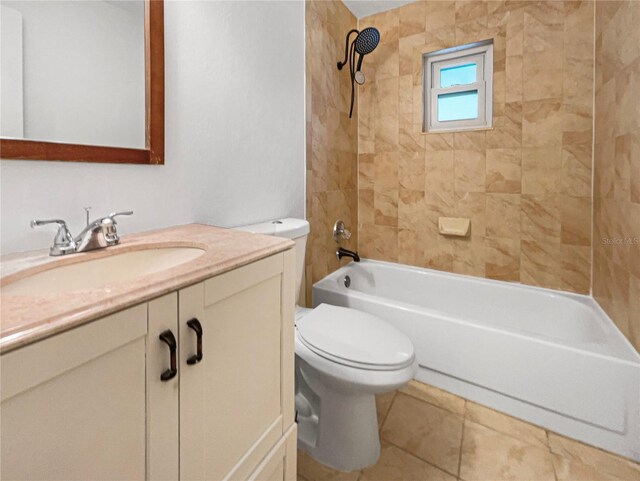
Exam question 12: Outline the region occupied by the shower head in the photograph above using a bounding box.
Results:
[336,26,381,118]
[354,27,380,56]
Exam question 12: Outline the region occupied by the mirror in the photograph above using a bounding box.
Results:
[0,0,164,164]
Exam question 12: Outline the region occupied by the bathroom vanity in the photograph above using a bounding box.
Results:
[0,224,296,481]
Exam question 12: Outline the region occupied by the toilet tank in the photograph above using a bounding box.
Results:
[235,218,309,305]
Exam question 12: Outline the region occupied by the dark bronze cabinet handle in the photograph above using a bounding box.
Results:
[159,330,178,381]
[186,318,203,365]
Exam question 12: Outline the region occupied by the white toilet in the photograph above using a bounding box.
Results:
[236,218,417,472]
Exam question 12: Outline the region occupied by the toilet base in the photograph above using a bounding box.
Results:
[293,324,417,473]
[296,382,380,472]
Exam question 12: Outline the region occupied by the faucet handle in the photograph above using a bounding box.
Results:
[30,219,76,256]
[100,211,132,245]
[31,218,67,229]
[332,220,352,242]
[108,210,133,222]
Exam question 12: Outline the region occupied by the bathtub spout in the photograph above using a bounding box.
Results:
[337,247,360,262]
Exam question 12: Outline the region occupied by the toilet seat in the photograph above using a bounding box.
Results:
[296,304,415,371]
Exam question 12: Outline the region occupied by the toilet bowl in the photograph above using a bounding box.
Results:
[236,219,417,471]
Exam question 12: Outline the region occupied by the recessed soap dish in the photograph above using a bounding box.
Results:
[438,217,470,237]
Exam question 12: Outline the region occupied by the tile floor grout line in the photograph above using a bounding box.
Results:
[378,390,398,432]
[399,387,465,417]
[379,435,460,480]
[457,400,467,479]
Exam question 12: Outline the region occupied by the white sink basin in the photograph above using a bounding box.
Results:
[2,247,205,297]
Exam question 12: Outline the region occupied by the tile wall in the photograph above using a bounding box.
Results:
[357,1,594,293]
[305,0,359,304]
[592,0,640,350]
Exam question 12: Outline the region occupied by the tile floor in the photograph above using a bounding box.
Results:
[297,381,640,481]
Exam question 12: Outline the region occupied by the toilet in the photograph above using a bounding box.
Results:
[236,218,417,472]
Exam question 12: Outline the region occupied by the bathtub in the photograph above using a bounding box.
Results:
[313,260,640,461]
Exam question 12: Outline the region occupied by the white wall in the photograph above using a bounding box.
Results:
[1,0,146,148]
[0,0,305,255]
[0,5,24,138]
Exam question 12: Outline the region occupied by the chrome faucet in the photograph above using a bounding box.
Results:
[31,210,133,256]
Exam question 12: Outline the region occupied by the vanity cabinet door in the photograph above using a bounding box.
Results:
[147,293,180,481]
[178,251,295,481]
[0,304,148,481]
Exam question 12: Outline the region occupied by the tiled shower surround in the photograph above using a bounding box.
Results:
[357,0,594,294]
[305,0,359,304]
[592,0,640,350]
[304,0,639,349]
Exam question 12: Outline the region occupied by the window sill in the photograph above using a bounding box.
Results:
[422,125,494,135]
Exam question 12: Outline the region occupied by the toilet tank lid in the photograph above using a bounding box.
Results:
[235,218,310,239]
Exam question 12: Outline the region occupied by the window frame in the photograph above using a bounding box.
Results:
[423,41,493,133]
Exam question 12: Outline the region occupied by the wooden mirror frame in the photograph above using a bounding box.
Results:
[0,0,164,165]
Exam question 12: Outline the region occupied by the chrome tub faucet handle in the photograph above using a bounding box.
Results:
[333,220,352,243]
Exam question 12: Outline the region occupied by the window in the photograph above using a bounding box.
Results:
[423,40,493,133]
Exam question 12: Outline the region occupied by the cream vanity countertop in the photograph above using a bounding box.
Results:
[0,224,293,353]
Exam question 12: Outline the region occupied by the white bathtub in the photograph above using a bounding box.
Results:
[313,260,640,461]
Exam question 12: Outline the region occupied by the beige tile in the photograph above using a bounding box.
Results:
[523,49,564,101]
[505,55,523,103]
[455,192,487,240]
[524,3,563,52]
[548,433,640,481]
[521,239,561,290]
[486,193,521,239]
[521,194,561,243]
[423,192,456,233]
[560,196,591,246]
[562,142,592,197]
[399,33,426,77]
[629,130,640,203]
[456,17,489,45]
[381,393,463,475]
[425,150,455,193]
[560,244,591,294]
[399,151,425,191]
[460,420,556,481]
[399,1,426,38]
[563,100,593,145]
[297,450,360,481]
[360,442,455,481]
[375,390,396,429]
[374,189,399,227]
[455,0,487,24]
[628,274,640,352]
[615,57,640,136]
[399,380,466,416]
[552,453,628,481]
[465,402,547,449]
[398,189,425,230]
[425,133,454,152]
[452,238,486,277]
[484,237,520,282]
[454,150,486,193]
[422,231,455,271]
[486,148,522,194]
[506,5,524,56]
[486,102,523,150]
[522,147,562,195]
[398,229,421,267]
[454,131,486,151]
[375,77,399,152]
[426,1,456,47]
[523,99,563,148]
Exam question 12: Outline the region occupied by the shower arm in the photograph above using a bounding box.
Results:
[337,29,359,70]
